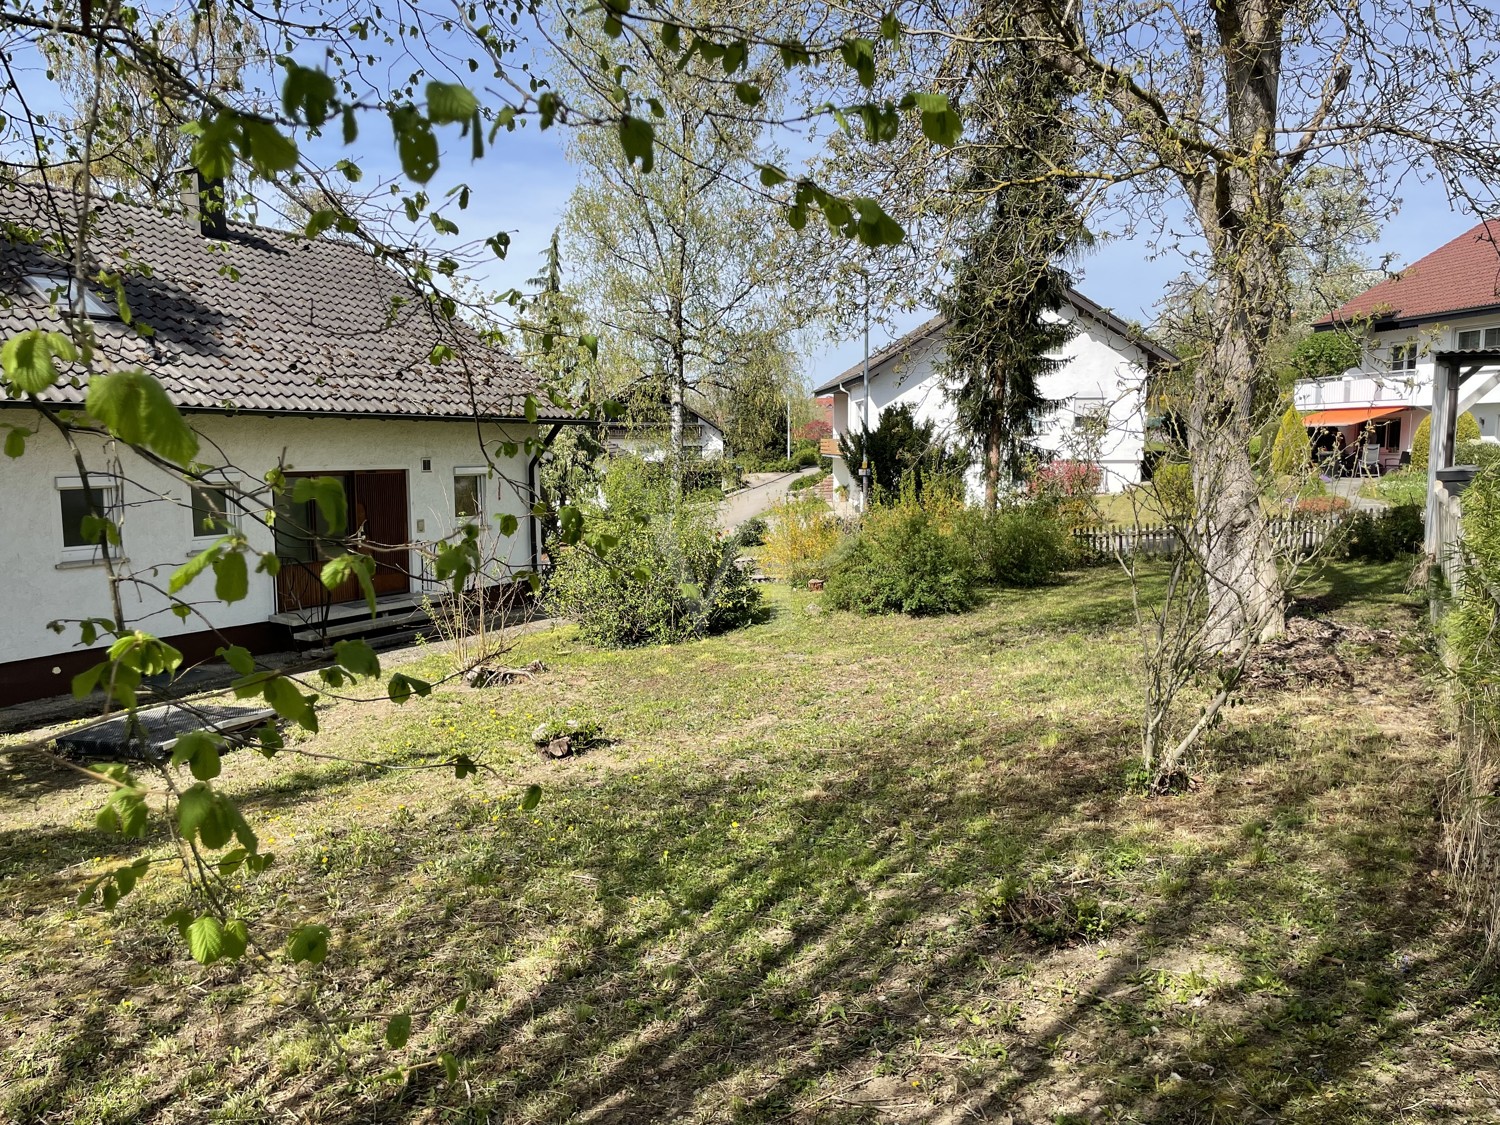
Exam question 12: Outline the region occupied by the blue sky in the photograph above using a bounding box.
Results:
[10,21,1484,393]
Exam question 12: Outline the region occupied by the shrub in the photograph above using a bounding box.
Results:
[1337,504,1423,561]
[761,495,842,584]
[824,506,977,615]
[955,506,1074,587]
[733,515,768,548]
[789,468,830,493]
[1456,440,1500,470]
[546,473,761,647]
[1412,411,1481,471]
[1370,467,1425,506]
[1148,461,1194,518]
[1270,405,1312,475]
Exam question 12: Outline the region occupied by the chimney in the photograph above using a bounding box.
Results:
[181,171,228,239]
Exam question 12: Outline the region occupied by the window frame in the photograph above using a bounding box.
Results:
[1457,328,1482,350]
[56,475,124,565]
[24,273,118,321]
[453,468,486,523]
[188,481,240,542]
[1388,342,1418,373]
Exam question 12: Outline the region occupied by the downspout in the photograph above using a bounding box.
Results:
[528,421,566,575]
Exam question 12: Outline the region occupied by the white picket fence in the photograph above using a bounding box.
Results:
[1072,514,1347,560]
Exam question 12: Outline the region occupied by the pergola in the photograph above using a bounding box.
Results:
[1426,349,1500,554]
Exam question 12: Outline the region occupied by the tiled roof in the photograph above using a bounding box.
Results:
[1319,219,1500,327]
[812,287,1177,394]
[0,184,564,421]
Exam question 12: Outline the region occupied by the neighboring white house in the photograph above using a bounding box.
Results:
[603,405,726,462]
[813,287,1178,504]
[0,183,570,705]
[1299,219,1500,472]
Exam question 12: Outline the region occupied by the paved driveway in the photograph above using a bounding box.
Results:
[718,468,821,530]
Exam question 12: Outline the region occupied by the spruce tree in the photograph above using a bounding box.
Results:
[937,10,1092,509]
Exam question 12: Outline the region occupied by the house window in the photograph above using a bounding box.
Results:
[1369,418,1402,452]
[454,471,484,521]
[189,483,237,539]
[1456,327,1500,351]
[24,273,117,320]
[1389,343,1418,372]
[58,479,122,561]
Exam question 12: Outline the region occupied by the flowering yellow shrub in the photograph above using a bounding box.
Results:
[761,495,842,583]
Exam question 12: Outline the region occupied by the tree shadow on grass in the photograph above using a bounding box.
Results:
[6,641,1494,1124]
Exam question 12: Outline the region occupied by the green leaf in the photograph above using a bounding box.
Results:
[425,81,478,125]
[291,475,348,535]
[213,549,249,604]
[386,672,432,703]
[185,915,227,964]
[86,369,199,465]
[3,427,24,458]
[839,38,877,87]
[453,754,478,779]
[72,661,107,699]
[287,923,331,964]
[240,119,299,176]
[880,11,901,40]
[333,639,381,678]
[321,552,377,616]
[188,112,240,180]
[497,513,519,536]
[282,64,337,127]
[218,645,255,675]
[263,675,319,732]
[170,542,222,594]
[170,730,224,781]
[618,114,655,173]
[520,783,542,811]
[386,1012,412,1049]
[913,92,962,146]
[2,330,76,393]
[391,105,439,183]
[440,1052,459,1082]
[221,918,249,960]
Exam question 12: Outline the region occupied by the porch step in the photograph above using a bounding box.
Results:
[270,592,428,627]
[289,608,433,644]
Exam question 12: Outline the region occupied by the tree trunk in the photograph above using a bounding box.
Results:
[984,358,1007,510]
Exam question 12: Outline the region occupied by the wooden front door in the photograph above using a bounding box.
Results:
[275,470,411,612]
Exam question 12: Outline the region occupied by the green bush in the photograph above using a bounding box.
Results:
[1368,467,1425,506]
[824,506,977,615]
[546,470,761,646]
[733,515,768,547]
[955,507,1075,587]
[761,494,842,585]
[1455,440,1500,470]
[1270,405,1312,476]
[1337,504,1423,562]
[1148,461,1194,518]
[1411,412,1481,471]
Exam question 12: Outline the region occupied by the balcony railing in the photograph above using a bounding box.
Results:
[1293,372,1429,410]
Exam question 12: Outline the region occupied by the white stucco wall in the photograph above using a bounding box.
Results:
[0,411,537,669]
[824,304,1151,503]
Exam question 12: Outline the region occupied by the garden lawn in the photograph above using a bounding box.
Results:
[3,562,1497,1124]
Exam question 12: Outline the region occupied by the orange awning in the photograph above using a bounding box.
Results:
[1302,406,1407,427]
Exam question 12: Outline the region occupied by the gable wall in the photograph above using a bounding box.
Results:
[830,307,1150,499]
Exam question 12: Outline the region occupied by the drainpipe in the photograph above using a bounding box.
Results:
[527,421,565,575]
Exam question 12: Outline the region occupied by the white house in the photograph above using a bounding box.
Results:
[603,404,726,462]
[0,183,570,705]
[813,287,1178,503]
[1299,219,1500,472]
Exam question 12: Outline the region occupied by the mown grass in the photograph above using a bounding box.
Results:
[2,561,1497,1124]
